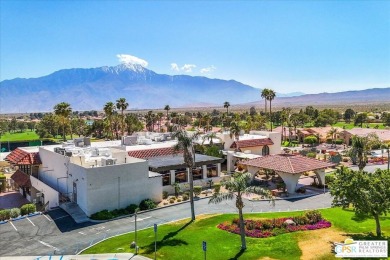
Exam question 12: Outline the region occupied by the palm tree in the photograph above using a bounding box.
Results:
[327,127,339,146]
[261,89,269,115]
[172,130,201,221]
[209,172,273,250]
[229,121,241,141]
[116,98,129,137]
[103,102,115,140]
[266,89,276,131]
[157,112,164,132]
[223,101,230,116]
[202,114,211,133]
[202,132,221,146]
[53,102,72,141]
[164,105,171,129]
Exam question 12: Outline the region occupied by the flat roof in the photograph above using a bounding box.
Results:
[147,154,224,171]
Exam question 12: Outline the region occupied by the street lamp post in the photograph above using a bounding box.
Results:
[135,208,139,254]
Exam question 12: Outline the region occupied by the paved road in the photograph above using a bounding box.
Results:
[0,193,332,256]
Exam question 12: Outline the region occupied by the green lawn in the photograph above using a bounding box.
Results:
[332,122,386,130]
[82,208,390,260]
[0,131,40,142]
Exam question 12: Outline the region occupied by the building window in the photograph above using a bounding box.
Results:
[175,168,187,183]
[193,167,203,180]
[207,164,218,178]
[159,170,170,186]
[262,145,270,156]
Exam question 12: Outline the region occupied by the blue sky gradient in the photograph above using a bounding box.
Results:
[1,1,389,94]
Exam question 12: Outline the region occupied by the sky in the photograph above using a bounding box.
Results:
[0,0,389,94]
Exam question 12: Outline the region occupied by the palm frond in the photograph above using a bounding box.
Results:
[209,192,234,204]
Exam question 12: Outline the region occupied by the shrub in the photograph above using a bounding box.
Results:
[163,202,168,205]
[90,210,114,220]
[139,198,156,211]
[182,194,189,201]
[213,183,221,193]
[325,174,336,185]
[306,152,316,158]
[126,204,138,214]
[292,216,309,225]
[335,139,344,145]
[194,186,202,197]
[20,204,36,215]
[10,208,21,219]
[304,136,317,146]
[177,198,182,202]
[162,191,168,199]
[0,209,11,221]
[169,198,175,204]
[304,210,323,224]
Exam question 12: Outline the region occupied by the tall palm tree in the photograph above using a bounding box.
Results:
[53,102,72,141]
[202,114,211,133]
[172,130,201,221]
[164,105,171,129]
[116,98,129,137]
[157,112,164,132]
[103,102,115,140]
[261,88,269,114]
[266,89,276,131]
[223,101,230,116]
[209,172,273,250]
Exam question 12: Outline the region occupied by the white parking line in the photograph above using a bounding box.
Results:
[129,216,152,222]
[9,221,17,231]
[26,217,35,226]
[38,240,59,251]
[78,231,86,235]
[42,214,52,222]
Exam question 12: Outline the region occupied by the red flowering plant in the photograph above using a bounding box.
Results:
[217,210,331,238]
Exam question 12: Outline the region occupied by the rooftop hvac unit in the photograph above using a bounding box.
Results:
[101,158,117,166]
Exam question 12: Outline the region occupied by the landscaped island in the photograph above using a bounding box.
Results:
[81,207,390,260]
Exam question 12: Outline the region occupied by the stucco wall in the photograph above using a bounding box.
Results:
[30,176,59,209]
[83,161,162,216]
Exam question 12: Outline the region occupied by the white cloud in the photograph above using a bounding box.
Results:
[200,65,216,74]
[117,54,148,67]
[170,63,180,71]
[181,64,196,72]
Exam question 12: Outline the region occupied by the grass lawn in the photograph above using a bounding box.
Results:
[332,122,386,130]
[0,131,40,142]
[82,208,390,259]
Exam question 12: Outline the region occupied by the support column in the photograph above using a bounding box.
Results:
[314,169,326,186]
[227,151,235,173]
[186,168,190,183]
[170,170,175,185]
[277,171,301,194]
[217,163,221,176]
[202,165,207,179]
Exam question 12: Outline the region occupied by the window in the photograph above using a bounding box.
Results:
[193,167,203,180]
[175,168,187,183]
[262,145,270,156]
[159,170,171,186]
[207,164,218,178]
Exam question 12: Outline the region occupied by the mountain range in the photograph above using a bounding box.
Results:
[0,64,388,113]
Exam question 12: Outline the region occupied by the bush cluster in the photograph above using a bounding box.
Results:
[91,198,156,220]
[20,204,36,215]
[0,203,36,221]
[213,183,221,193]
[162,191,169,199]
[218,210,329,238]
[193,186,202,197]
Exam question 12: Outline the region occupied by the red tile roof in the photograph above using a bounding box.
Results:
[5,148,41,165]
[241,154,335,174]
[11,170,32,188]
[230,138,274,149]
[128,147,181,159]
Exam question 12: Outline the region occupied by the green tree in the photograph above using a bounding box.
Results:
[172,130,201,221]
[326,127,339,145]
[229,121,242,141]
[125,114,144,135]
[164,105,171,128]
[354,113,368,128]
[116,97,129,137]
[54,102,72,141]
[266,89,276,131]
[209,172,273,250]
[344,108,355,123]
[16,121,27,133]
[330,167,390,237]
[261,88,269,115]
[103,102,115,140]
[10,117,17,133]
[349,134,381,171]
[304,136,318,147]
[35,113,59,138]
[223,101,230,116]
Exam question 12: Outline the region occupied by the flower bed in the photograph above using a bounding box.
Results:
[217,210,331,238]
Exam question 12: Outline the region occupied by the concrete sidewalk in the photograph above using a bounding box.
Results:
[0,253,151,260]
